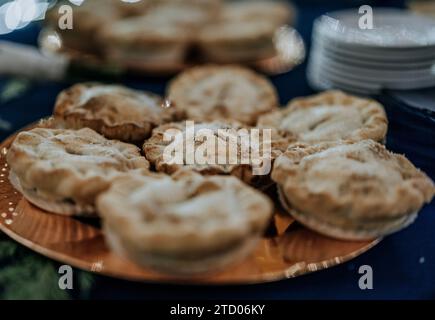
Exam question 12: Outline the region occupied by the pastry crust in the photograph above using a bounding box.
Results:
[54,83,178,144]
[98,15,191,66]
[272,140,435,240]
[258,90,388,144]
[197,1,294,62]
[143,120,287,186]
[198,20,278,63]
[98,1,218,66]
[167,65,279,125]
[140,2,218,30]
[7,128,149,216]
[97,171,273,274]
[221,0,295,26]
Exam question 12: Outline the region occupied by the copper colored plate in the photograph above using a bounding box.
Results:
[0,130,379,285]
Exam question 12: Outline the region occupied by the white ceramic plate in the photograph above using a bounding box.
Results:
[314,34,435,61]
[315,8,435,48]
[310,51,435,81]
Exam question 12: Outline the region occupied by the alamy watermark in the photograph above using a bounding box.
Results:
[161,121,273,176]
[358,5,374,30]
[58,264,73,290]
[358,265,373,290]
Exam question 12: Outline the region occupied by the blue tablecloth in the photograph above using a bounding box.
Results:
[1,0,434,300]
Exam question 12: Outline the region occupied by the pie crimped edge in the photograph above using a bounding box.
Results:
[257,90,388,144]
[6,127,149,216]
[143,120,287,186]
[97,170,273,273]
[167,65,279,125]
[54,83,178,143]
[272,139,435,239]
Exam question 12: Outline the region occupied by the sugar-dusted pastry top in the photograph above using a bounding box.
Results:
[272,140,435,219]
[167,65,279,125]
[258,90,388,144]
[55,83,172,127]
[144,120,286,180]
[7,128,149,203]
[54,83,179,143]
[97,171,273,253]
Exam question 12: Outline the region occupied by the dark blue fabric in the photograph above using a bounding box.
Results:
[1,0,435,300]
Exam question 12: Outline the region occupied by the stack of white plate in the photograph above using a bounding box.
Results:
[307,8,435,95]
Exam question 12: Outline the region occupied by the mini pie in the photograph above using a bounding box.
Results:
[54,83,178,144]
[272,140,435,240]
[197,0,294,62]
[167,66,279,125]
[97,170,273,274]
[258,90,388,144]
[7,128,149,216]
[98,16,191,67]
[99,2,216,67]
[143,120,287,186]
[198,19,279,63]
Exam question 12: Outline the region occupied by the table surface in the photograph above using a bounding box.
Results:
[1,0,434,300]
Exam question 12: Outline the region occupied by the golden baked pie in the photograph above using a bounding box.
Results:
[272,140,435,240]
[198,19,278,63]
[167,66,279,125]
[197,1,294,62]
[54,83,178,144]
[258,90,388,144]
[99,18,190,67]
[99,1,216,67]
[7,128,149,216]
[221,0,295,27]
[97,170,273,274]
[143,120,286,186]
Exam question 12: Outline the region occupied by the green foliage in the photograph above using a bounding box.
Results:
[0,78,32,103]
[0,233,95,300]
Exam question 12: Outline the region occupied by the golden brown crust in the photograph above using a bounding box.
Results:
[167,65,279,125]
[220,0,295,26]
[272,140,435,238]
[7,128,149,215]
[197,20,277,63]
[98,16,192,46]
[258,90,388,144]
[54,83,179,144]
[97,171,273,262]
[197,0,294,62]
[143,120,286,186]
